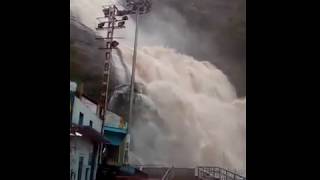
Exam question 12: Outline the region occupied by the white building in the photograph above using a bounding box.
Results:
[70,82,109,180]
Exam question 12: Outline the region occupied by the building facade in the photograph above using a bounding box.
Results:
[70,82,109,180]
[103,110,129,166]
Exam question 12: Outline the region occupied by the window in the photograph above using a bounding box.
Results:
[89,120,93,128]
[85,168,90,180]
[79,112,84,126]
[106,42,111,48]
[88,152,92,165]
[78,156,84,180]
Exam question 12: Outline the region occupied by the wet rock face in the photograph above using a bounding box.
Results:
[70,18,106,101]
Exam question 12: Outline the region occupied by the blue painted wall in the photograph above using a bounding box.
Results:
[104,129,126,146]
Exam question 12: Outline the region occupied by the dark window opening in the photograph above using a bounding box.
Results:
[78,156,84,180]
[79,112,84,126]
[85,168,90,180]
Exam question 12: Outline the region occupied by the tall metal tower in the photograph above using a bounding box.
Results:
[96,0,151,133]
[96,0,152,165]
[96,5,128,121]
[96,4,128,163]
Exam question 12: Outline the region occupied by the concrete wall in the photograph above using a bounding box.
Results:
[71,95,102,180]
[72,97,102,133]
[81,97,97,114]
[71,137,94,180]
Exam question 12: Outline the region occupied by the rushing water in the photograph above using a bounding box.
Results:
[71,0,246,175]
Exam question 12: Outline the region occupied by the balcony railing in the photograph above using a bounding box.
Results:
[198,167,246,180]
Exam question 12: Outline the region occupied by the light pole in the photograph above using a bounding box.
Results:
[128,7,139,135]
[127,0,151,138]
[126,1,151,165]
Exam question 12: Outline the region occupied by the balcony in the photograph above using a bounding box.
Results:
[71,123,110,144]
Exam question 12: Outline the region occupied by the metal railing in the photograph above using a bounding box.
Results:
[198,167,246,180]
[133,164,174,179]
[161,166,175,180]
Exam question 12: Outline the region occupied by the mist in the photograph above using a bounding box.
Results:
[70,0,246,175]
[70,0,245,97]
[112,46,246,175]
